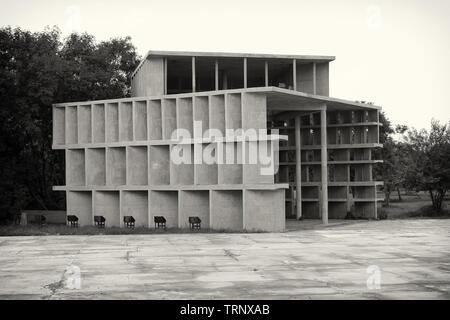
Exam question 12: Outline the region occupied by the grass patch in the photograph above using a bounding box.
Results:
[0,224,264,237]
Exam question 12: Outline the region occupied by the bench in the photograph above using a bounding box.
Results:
[94,216,106,228]
[189,216,201,230]
[67,215,79,228]
[154,216,166,229]
[123,216,135,229]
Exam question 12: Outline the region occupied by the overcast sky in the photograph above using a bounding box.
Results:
[1,0,449,130]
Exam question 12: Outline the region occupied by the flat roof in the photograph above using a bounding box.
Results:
[131,50,335,78]
[53,86,380,111]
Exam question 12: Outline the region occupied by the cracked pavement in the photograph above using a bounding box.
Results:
[0,219,449,299]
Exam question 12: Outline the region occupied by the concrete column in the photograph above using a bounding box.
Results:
[313,63,317,95]
[320,108,328,224]
[243,58,247,88]
[265,61,269,86]
[295,115,302,219]
[192,57,196,93]
[215,59,219,91]
[293,59,297,91]
[164,58,167,94]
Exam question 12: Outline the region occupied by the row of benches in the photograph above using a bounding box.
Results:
[67,215,202,230]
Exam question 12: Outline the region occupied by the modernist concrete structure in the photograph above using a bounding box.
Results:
[52,50,383,232]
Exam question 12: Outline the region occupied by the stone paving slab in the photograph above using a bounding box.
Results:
[0,219,449,299]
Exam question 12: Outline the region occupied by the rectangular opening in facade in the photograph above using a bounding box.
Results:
[86,148,106,185]
[65,106,78,144]
[149,145,170,185]
[53,107,65,145]
[247,59,266,87]
[92,103,105,143]
[78,104,92,144]
[193,96,209,134]
[179,190,209,229]
[210,190,243,230]
[127,146,148,185]
[106,147,126,185]
[167,56,192,94]
[268,60,293,89]
[94,191,120,227]
[67,191,92,226]
[106,102,119,142]
[218,58,244,89]
[119,102,133,141]
[162,99,177,140]
[67,149,85,185]
[176,97,193,136]
[121,191,148,227]
[195,57,215,92]
[149,191,178,228]
[148,100,162,140]
[134,100,147,141]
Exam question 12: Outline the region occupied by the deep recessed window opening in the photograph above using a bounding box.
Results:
[195,57,215,92]
[247,59,266,88]
[167,57,192,94]
[218,58,244,89]
[268,60,293,89]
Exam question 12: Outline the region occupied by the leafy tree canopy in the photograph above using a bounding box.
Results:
[0,26,140,220]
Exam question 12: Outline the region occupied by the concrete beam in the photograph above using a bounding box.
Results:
[320,107,328,224]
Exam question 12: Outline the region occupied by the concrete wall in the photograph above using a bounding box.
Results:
[242,92,266,130]
[177,97,193,136]
[78,105,92,144]
[121,191,148,227]
[94,191,120,227]
[296,63,314,94]
[162,99,176,140]
[210,190,243,230]
[86,148,106,185]
[148,100,162,140]
[67,191,92,226]
[149,145,170,185]
[107,147,126,185]
[209,95,225,135]
[127,146,148,185]
[65,106,77,144]
[134,101,147,141]
[119,102,133,141]
[179,191,209,229]
[54,90,289,231]
[67,149,85,185]
[92,104,105,143]
[53,107,65,145]
[244,189,285,232]
[316,62,329,96]
[131,57,165,97]
[149,191,178,228]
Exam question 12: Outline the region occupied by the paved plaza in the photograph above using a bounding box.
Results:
[0,219,449,299]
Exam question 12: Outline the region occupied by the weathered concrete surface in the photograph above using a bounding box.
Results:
[0,219,449,300]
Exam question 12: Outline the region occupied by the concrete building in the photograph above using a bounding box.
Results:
[52,50,383,232]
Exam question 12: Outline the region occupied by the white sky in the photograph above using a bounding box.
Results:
[1,0,449,129]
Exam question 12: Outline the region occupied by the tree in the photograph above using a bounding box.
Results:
[0,26,140,222]
[373,112,411,206]
[404,120,450,212]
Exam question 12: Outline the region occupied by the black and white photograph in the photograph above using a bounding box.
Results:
[0,0,449,309]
